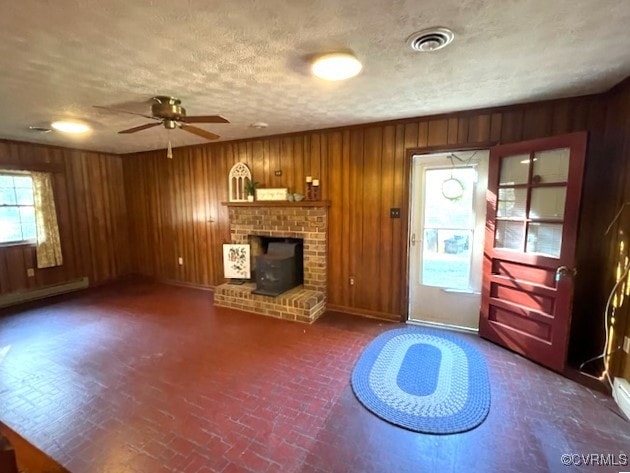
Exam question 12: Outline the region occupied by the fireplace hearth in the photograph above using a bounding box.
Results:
[215,201,329,323]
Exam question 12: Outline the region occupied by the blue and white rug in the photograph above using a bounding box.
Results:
[351,327,490,434]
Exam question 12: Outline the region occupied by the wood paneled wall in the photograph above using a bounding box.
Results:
[0,140,129,295]
[602,79,630,378]
[122,94,611,331]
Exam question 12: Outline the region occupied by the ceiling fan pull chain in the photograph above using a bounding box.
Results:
[167,138,173,159]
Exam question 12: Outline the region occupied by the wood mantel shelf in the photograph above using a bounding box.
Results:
[222,200,330,207]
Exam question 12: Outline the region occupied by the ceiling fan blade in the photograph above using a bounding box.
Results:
[180,123,220,140]
[180,115,230,124]
[118,122,162,134]
[93,105,159,121]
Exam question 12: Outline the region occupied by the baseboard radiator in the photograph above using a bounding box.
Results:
[0,277,89,309]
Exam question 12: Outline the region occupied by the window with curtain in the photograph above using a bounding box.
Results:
[0,172,36,244]
[0,170,63,268]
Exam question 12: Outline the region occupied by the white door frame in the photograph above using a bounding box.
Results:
[407,150,489,331]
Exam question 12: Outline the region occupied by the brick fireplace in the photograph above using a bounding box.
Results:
[214,202,329,323]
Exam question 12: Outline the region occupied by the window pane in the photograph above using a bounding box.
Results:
[533,148,569,183]
[497,188,527,218]
[499,154,530,185]
[15,187,34,205]
[21,223,37,240]
[13,176,33,188]
[422,229,472,290]
[495,220,524,250]
[0,187,17,205]
[0,206,20,223]
[526,223,563,257]
[0,224,23,243]
[19,206,35,222]
[0,174,36,243]
[530,187,566,219]
[0,206,22,243]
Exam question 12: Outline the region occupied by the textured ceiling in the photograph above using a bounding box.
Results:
[1,0,629,154]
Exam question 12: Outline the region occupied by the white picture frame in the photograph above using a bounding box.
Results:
[223,244,251,279]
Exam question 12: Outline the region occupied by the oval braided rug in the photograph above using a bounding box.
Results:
[351,327,490,434]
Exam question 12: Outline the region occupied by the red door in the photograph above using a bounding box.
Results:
[479,132,587,372]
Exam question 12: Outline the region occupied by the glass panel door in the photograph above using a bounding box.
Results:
[408,150,489,330]
[493,148,570,257]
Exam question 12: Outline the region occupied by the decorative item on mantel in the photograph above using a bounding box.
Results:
[244,180,260,202]
[306,176,320,200]
[223,244,251,284]
[228,163,252,202]
[312,179,320,200]
[256,188,288,201]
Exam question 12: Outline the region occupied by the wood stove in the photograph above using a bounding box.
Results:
[252,241,303,296]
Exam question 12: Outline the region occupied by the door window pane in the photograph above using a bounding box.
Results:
[526,223,563,257]
[421,167,476,290]
[424,168,475,229]
[497,188,527,218]
[530,187,566,219]
[422,230,472,289]
[495,221,524,251]
[533,148,569,183]
[499,154,530,185]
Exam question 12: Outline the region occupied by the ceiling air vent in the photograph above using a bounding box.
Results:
[407,27,455,52]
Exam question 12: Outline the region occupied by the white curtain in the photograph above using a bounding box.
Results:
[32,172,63,268]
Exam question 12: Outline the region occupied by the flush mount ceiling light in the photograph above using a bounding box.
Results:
[51,120,91,134]
[407,27,455,52]
[250,122,269,129]
[311,53,363,81]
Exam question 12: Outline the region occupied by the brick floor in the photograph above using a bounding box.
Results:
[0,280,628,473]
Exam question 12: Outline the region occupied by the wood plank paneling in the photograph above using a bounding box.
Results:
[598,79,630,378]
[121,94,614,331]
[0,141,128,295]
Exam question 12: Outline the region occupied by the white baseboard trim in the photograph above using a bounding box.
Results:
[0,277,89,308]
[613,377,630,420]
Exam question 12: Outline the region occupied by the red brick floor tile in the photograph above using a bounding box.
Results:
[0,280,629,473]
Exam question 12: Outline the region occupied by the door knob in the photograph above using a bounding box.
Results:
[555,265,576,282]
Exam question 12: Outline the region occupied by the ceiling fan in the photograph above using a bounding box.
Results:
[94,96,229,141]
